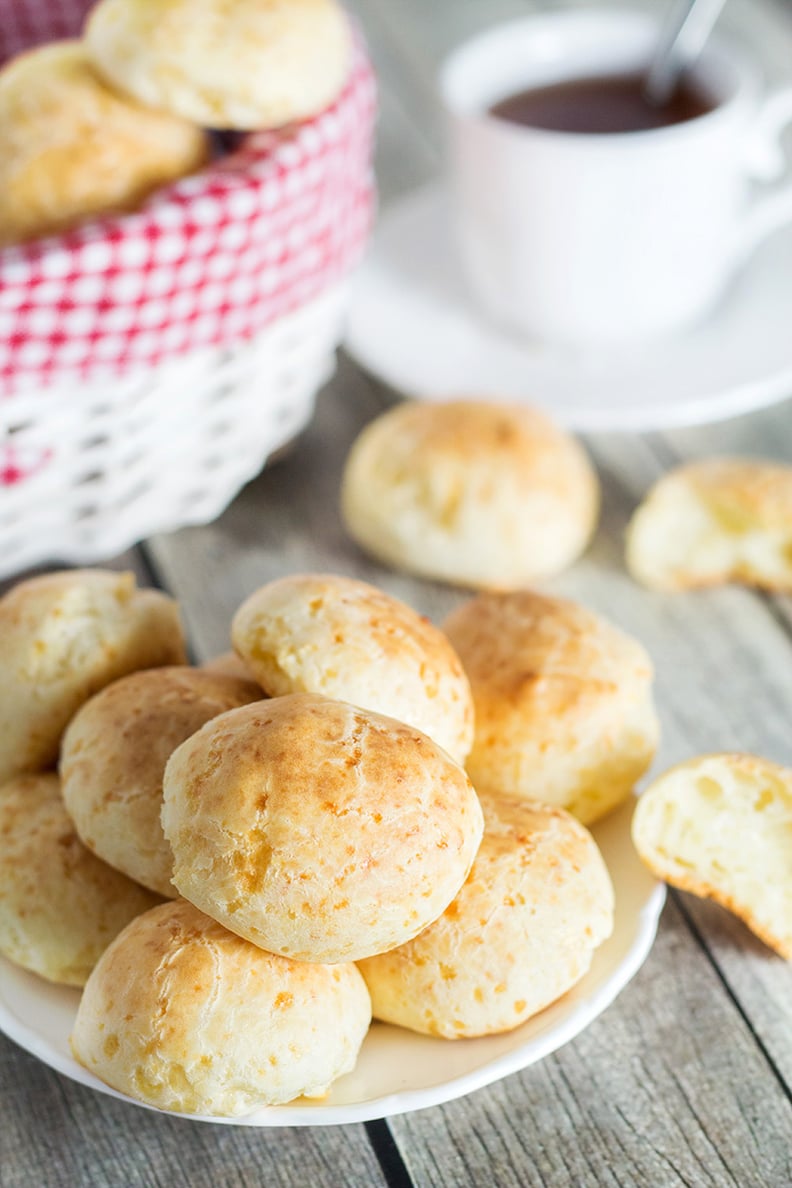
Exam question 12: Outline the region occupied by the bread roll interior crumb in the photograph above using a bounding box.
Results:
[632,753,792,959]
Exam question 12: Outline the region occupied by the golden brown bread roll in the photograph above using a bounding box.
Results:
[162,693,484,963]
[231,573,474,764]
[0,569,185,786]
[0,773,160,986]
[86,0,351,130]
[71,899,372,1115]
[60,667,263,897]
[444,590,659,825]
[0,41,209,247]
[341,399,599,589]
[626,458,792,592]
[632,753,792,959]
[358,792,614,1037]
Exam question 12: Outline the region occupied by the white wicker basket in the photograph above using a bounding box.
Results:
[0,0,375,580]
[0,284,348,576]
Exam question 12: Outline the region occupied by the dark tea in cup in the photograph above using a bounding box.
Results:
[489,71,715,134]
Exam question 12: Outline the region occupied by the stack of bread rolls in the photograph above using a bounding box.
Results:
[0,566,627,1116]
[0,0,352,246]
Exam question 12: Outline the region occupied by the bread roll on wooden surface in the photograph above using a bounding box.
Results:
[341,399,599,590]
[632,753,792,960]
[626,458,792,592]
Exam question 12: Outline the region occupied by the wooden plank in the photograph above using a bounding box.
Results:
[389,898,792,1188]
[0,1034,387,1188]
[586,410,792,1090]
[564,425,792,1093]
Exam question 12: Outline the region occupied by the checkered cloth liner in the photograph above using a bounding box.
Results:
[0,0,375,408]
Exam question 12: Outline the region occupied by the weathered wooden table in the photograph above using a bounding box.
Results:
[3,0,792,1184]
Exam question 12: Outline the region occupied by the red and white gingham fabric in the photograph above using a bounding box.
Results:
[0,0,375,404]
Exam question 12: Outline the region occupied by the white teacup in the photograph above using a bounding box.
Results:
[439,9,792,345]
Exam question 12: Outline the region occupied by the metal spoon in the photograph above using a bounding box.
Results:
[643,0,727,107]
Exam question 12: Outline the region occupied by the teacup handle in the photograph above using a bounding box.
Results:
[740,85,792,258]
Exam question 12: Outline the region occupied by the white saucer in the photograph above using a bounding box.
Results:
[0,799,663,1126]
[345,185,792,432]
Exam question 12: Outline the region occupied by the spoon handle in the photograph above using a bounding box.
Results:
[644,0,727,106]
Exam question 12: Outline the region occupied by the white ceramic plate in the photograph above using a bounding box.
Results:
[0,798,664,1126]
[345,184,792,432]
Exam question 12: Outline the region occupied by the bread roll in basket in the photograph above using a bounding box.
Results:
[0,0,375,578]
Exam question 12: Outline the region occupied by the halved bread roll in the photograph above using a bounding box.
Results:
[626,458,792,591]
[71,899,371,1115]
[232,573,474,764]
[358,792,614,1037]
[0,41,209,246]
[341,399,599,590]
[0,569,185,786]
[0,773,159,986]
[631,753,792,959]
[86,0,351,130]
[444,590,659,826]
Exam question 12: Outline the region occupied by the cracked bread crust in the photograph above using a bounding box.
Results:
[162,693,483,963]
[231,573,474,764]
[358,792,614,1037]
[70,899,371,1115]
[445,590,659,826]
